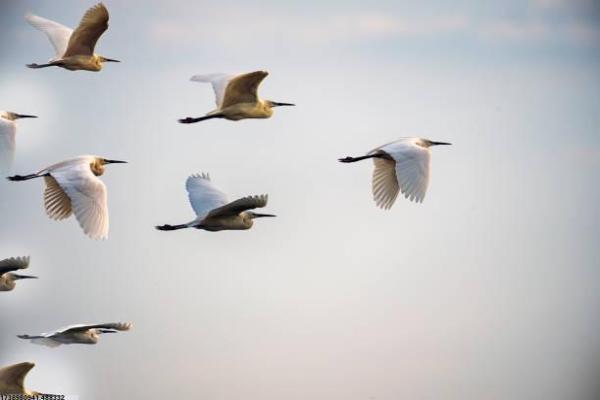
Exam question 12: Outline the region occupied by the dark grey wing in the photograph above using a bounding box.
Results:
[207,195,268,218]
[0,256,30,276]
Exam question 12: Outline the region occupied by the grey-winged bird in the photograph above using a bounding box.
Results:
[0,111,37,174]
[18,322,132,347]
[179,71,294,123]
[339,137,451,208]
[0,362,40,395]
[156,173,275,231]
[26,3,119,71]
[0,256,37,292]
[7,155,127,239]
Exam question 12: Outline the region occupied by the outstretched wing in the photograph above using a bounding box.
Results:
[370,155,400,210]
[0,362,35,393]
[208,194,268,218]
[0,256,30,277]
[63,3,109,57]
[50,157,109,239]
[190,73,236,108]
[44,176,73,220]
[221,71,268,109]
[0,118,16,174]
[186,173,228,218]
[25,12,73,59]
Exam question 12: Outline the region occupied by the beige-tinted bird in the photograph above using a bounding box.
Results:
[18,322,132,347]
[7,155,127,239]
[179,71,295,123]
[0,111,37,174]
[156,173,275,231]
[339,137,451,208]
[0,256,37,292]
[0,362,40,396]
[26,3,120,71]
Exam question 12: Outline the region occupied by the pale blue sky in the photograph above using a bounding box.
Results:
[1,0,599,399]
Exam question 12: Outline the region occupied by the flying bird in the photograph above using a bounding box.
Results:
[0,256,37,292]
[179,71,294,123]
[25,3,119,71]
[7,155,127,239]
[0,362,41,395]
[156,173,275,231]
[339,138,451,208]
[18,322,132,347]
[0,111,37,174]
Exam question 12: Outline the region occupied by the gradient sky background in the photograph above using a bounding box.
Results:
[1,0,599,399]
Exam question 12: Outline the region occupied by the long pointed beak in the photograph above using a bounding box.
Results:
[253,213,277,218]
[99,329,117,334]
[15,114,38,119]
[14,274,38,280]
[104,159,128,164]
[103,58,120,63]
[272,102,295,107]
[430,141,452,146]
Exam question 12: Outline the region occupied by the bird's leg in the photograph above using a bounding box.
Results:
[26,61,63,69]
[178,115,224,124]
[155,224,189,231]
[6,173,45,181]
[338,154,381,163]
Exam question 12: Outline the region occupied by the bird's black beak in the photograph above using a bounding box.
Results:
[15,114,38,119]
[253,213,277,218]
[13,274,38,280]
[103,159,128,164]
[104,58,120,63]
[99,329,117,334]
[430,141,452,146]
[272,102,295,107]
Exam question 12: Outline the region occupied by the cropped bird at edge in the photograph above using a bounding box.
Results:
[7,155,127,240]
[156,173,275,232]
[0,362,41,396]
[179,71,295,123]
[0,111,37,174]
[25,3,119,71]
[339,138,451,208]
[0,256,37,292]
[18,322,133,347]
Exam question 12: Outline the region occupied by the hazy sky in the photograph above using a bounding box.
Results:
[1,0,599,399]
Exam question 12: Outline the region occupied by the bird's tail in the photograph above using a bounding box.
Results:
[155,224,189,231]
[7,173,41,181]
[178,115,223,124]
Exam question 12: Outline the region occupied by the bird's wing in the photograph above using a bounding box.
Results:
[0,256,30,276]
[186,173,229,218]
[61,322,132,333]
[190,74,236,108]
[0,118,16,174]
[390,144,431,203]
[62,3,109,57]
[0,362,35,393]
[207,194,268,218]
[50,159,109,239]
[43,176,73,220]
[221,71,269,109]
[371,156,400,210]
[25,13,73,59]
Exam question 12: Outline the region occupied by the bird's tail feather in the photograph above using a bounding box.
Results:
[155,224,188,231]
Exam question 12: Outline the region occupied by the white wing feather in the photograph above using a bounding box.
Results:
[382,141,431,203]
[0,119,16,174]
[49,157,109,239]
[25,13,73,60]
[185,173,228,218]
[190,73,236,108]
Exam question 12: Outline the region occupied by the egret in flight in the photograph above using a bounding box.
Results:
[18,322,132,347]
[7,155,127,239]
[0,256,37,292]
[0,362,40,395]
[0,111,37,174]
[339,138,451,208]
[179,71,294,123]
[156,173,275,231]
[25,3,119,71]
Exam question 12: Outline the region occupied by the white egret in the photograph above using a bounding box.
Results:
[0,256,37,292]
[26,3,120,71]
[156,173,275,231]
[18,322,132,347]
[339,138,451,208]
[7,155,127,239]
[179,71,294,123]
[0,362,40,395]
[0,111,37,174]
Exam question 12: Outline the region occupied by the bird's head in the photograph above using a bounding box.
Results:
[265,100,295,109]
[98,56,120,64]
[247,212,277,219]
[0,111,38,121]
[419,138,452,148]
[91,157,127,176]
